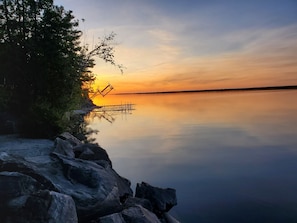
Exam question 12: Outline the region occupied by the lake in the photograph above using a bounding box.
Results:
[88,90,297,223]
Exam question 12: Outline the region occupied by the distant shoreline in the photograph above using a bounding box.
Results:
[115,85,297,95]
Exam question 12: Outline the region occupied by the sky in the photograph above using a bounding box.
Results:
[55,0,297,93]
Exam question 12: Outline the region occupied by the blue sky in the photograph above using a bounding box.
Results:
[55,0,297,93]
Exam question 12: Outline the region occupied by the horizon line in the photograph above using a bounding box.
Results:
[114,85,297,95]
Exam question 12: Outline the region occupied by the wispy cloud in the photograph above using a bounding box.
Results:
[103,23,297,92]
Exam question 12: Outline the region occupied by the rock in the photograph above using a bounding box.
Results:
[0,172,77,223]
[0,150,133,222]
[124,197,153,211]
[50,152,132,221]
[53,137,75,158]
[163,213,181,223]
[97,202,163,223]
[135,182,177,214]
[0,152,58,191]
[0,133,179,223]
[74,143,112,167]
[78,147,94,157]
[112,169,133,203]
[122,205,161,223]
[59,132,82,146]
[0,136,54,161]
[0,171,41,219]
[23,190,78,223]
[98,213,126,223]
[53,135,112,167]
[0,171,40,200]
[46,191,78,223]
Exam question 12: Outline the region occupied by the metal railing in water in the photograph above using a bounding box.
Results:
[88,103,135,123]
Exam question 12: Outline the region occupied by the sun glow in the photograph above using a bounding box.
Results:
[90,25,297,94]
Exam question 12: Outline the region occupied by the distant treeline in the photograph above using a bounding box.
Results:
[117,85,297,95]
[0,0,122,137]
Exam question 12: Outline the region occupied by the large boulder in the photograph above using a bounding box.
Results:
[58,132,83,146]
[135,182,177,215]
[122,205,162,223]
[53,134,112,167]
[0,171,77,223]
[53,137,75,158]
[123,197,153,211]
[98,213,126,223]
[73,143,112,167]
[22,190,78,223]
[50,152,132,221]
[97,205,162,223]
[0,150,133,222]
[97,194,180,223]
[0,152,57,191]
[0,171,41,207]
[163,213,181,223]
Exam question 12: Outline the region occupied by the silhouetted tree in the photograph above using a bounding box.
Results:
[0,0,122,137]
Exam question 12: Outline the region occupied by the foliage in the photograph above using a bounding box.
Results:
[0,0,122,137]
[0,87,10,111]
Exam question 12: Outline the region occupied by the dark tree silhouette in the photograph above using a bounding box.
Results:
[0,0,122,137]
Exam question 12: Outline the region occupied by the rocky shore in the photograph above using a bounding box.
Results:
[0,133,180,223]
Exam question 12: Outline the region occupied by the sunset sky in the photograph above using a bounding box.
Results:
[55,0,297,93]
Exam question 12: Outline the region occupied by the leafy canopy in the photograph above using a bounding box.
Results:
[0,0,122,137]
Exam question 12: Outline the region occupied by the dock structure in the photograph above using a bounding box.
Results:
[96,103,135,113]
[89,103,135,123]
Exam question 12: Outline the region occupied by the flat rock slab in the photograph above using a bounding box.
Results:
[0,135,54,163]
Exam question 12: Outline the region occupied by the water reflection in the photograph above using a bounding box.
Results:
[86,103,135,124]
[88,90,297,223]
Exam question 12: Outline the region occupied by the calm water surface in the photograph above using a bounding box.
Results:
[88,90,297,223]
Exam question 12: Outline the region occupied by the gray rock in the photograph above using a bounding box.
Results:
[135,182,177,214]
[46,191,78,223]
[122,205,161,223]
[0,134,180,223]
[124,197,153,211]
[53,137,75,158]
[0,171,41,219]
[23,190,77,223]
[98,213,126,223]
[163,213,181,223]
[0,171,77,223]
[0,137,54,161]
[0,152,58,191]
[78,147,94,157]
[50,152,132,220]
[0,171,40,200]
[59,132,83,146]
[0,151,132,222]
[74,143,112,167]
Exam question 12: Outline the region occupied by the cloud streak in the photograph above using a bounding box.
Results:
[103,24,297,92]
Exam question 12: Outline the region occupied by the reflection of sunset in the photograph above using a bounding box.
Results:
[86,90,297,222]
[94,90,297,122]
[90,90,297,154]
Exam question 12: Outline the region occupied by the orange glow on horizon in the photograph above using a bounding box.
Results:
[90,24,297,94]
[91,72,297,95]
[91,46,297,94]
